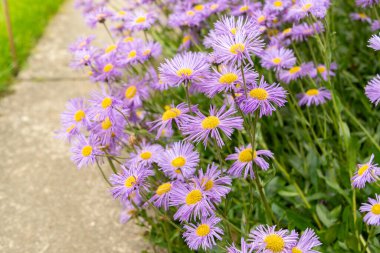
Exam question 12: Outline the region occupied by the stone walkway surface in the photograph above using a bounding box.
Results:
[0,1,150,252]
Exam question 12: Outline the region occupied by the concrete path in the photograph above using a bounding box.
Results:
[0,1,150,252]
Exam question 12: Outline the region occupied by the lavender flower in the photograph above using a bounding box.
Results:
[71,135,103,168]
[227,145,274,179]
[360,194,380,226]
[158,141,200,180]
[237,77,287,117]
[149,182,174,210]
[356,0,379,7]
[351,154,380,188]
[278,62,314,84]
[260,47,296,70]
[126,142,164,169]
[369,34,380,51]
[227,238,254,253]
[290,228,322,253]
[297,88,332,107]
[181,105,244,147]
[365,75,380,105]
[183,216,223,250]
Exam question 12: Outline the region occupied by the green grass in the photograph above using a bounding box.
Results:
[0,0,65,92]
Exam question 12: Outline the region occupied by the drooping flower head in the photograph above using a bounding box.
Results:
[297,87,332,107]
[170,181,215,222]
[365,75,380,105]
[249,225,298,253]
[227,145,274,179]
[158,141,200,180]
[159,52,210,88]
[351,154,380,188]
[181,105,244,147]
[359,194,380,226]
[183,215,224,250]
[237,76,287,117]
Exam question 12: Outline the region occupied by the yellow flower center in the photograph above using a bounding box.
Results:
[306,89,319,96]
[194,4,204,11]
[81,145,93,157]
[371,203,380,215]
[204,179,214,191]
[74,110,85,122]
[195,224,211,237]
[230,27,237,35]
[240,5,249,12]
[156,183,172,196]
[187,10,195,16]
[238,148,257,162]
[210,4,219,10]
[229,43,245,54]
[289,66,301,74]
[101,117,112,130]
[162,108,181,121]
[143,49,151,56]
[140,151,152,160]
[124,176,137,188]
[201,116,220,129]
[272,57,282,65]
[292,247,303,253]
[66,124,75,133]
[185,190,202,205]
[103,63,114,73]
[249,88,269,100]
[105,44,117,53]
[171,156,186,168]
[358,164,370,176]
[118,10,126,16]
[125,85,137,99]
[283,28,292,35]
[101,97,112,108]
[124,36,134,43]
[358,13,368,19]
[317,66,326,73]
[176,68,193,77]
[175,169,181,174]
[258,15,266,23]
[219,73,238,84]
[135,16,146,23]
[264,234,285,252]
[128,50,137,59]
[302,3,312,11]
[273,1,283,7]
[182,35,191,44]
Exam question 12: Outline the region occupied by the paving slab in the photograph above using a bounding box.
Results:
[0,1,150,252]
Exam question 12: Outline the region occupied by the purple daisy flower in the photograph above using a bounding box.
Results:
[140,41,161,61]
[61,98,90,131]
[309,63,336,81]
[126,11,156,31]
[227,238,254,253]
[226,145,274,179]
[170,181,215,222]
[93,55,122,82]
[198,64,258,97]
[197,163,231,203]
[249,225,298,253]
[210,30,264,65]
[359,194,380,226]
[181,105,244,147]
[266,0,292,12]
[291,22,324,42]
[69,35,95,52]
[297,88,332,107]
[118,39,143,66]
[119,200,137,224]
[289,0,328,20]
[149,103,196,139]
[183,215,224,250]
[214,16,258,37]
[290,228,322,253]
[356,0,379,7]
[159,52,210,87]
[350,12,371,23]
[369,34,380,51]
[372,20,380,31]
[110,165,154,203]
[158,141,200,180]
[260,47,296,70]
[85,7,113,28]
[351,154,380,188]
[71,135,103,169]
[149,181,175,211]
[120,78,150,109]
[126,142,164,169]
[91,115,126,146]
[237,76,287,117]
[88,89,124,122]
[278,62,314,84]
[231,2,262,16]
[365,75,380,105]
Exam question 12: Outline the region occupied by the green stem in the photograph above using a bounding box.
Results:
[96,160,112,186]
[107,156,118,174]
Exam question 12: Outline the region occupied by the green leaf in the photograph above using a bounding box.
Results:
[316,204,336,228]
